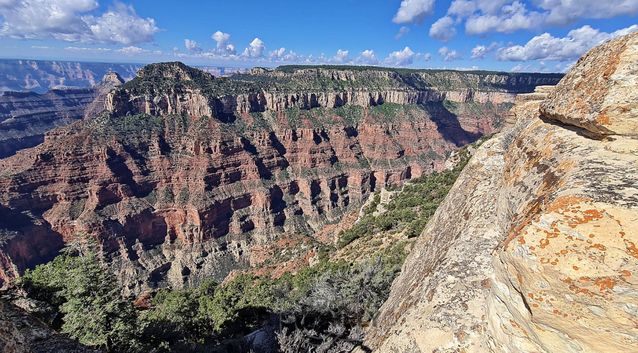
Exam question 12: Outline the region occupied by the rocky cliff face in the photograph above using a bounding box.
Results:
[367,33,638,353]
[0,63,559,294]
[0,298,98,353]
[107,63,561,118]
[0,73,124,158]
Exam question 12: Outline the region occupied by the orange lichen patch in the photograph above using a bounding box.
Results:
[517,273,523,285]
[540,238,550,249]
[596,113,611,125]
[594,277,617,292]
[562,277,595,296]
[588,234,595,238]
[579,276,591,283]
[560,249,569,255]
[567,209,605,228]
[572,265,580,270]
[621,270,632,278]
[532,303,540,308]
[625,240,638,260]
[546,196,590,213]
[590,243,606,251]
[517,237,526,245]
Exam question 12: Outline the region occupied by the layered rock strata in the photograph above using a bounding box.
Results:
[0,73,124,158]
[0,63,559,294]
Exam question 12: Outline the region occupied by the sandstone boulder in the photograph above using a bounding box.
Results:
[540,32,638,136]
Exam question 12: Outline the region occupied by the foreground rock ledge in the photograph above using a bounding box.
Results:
[366,34,638,353]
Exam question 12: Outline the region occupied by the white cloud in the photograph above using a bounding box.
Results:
[0,1,158,45]
[243,37,265,58]
[117,46,146,55]
[470,42,497,58]
[385,46,416,66]
[429,16,456,41]
[497,24,638,61]
[438,46,462,61]
[269,47,301,62]
[212,31,230,48]
[395,26,411,39]
[432,0,638,39]
[333,49,350,63]
[64,46,111,52]
[357,49,379,65]
[184,39,201,53]
[464,1,544,35]
[393,0,436,24]
[537,0,638,25]
[211,30,235,55]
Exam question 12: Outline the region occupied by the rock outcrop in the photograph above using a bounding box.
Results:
[367,33,638,352]
[540,33,638,136]
[0,299,98,353]
[0,63,558,294]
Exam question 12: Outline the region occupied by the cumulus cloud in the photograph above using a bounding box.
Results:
[332,49,350,63]
[211,30,236,55]
[357,49,379,65]
[464,1,544,35]
[393,0,436,24]
[470,42,498,58]
[184,39,201,53]
[243,37,265,58]
[438,46,462,61]
[537,0,638,25]
[497,24,638,61]
[269,47,301,62]
[0,1,158,45]
[431,0,638,39]
[384,46,416,66]
[429,16,456,41]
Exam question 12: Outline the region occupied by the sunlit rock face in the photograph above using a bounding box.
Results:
[367,33,638,353]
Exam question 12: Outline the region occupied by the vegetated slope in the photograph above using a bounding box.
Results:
[367,32,638,353]
[11,141,477,353]
[0,62,559,295]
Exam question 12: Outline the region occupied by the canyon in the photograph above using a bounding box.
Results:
[367,32,638,353]
[0,63,561,294]
[0,72,125,158]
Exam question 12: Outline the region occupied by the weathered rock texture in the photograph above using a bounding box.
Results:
[0,63,559,294]
[540,33,638,137]
[367,34,638,353]
[0,73,124,158]
[0,299,98,353]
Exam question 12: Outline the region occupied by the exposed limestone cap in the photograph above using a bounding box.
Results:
[102,71,124,86]
[540,32,638,136]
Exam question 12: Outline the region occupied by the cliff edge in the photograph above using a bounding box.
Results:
[367,33,638,353]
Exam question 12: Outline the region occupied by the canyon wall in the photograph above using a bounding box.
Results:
[0,63,560,294]
[367,33,638,353]
[0,73,124,158]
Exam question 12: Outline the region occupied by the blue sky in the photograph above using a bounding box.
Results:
[0,0,637,72]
